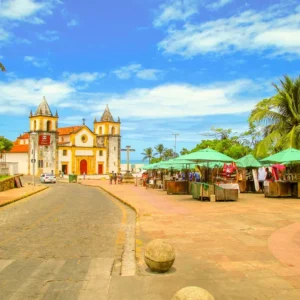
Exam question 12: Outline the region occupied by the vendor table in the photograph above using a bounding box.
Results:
[190,182,214,200]
[167,181,188,195]
[163,180,170,191]
[264,181,300,198]
[214,184,239,201]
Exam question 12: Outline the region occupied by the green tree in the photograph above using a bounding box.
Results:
[141,147,155,163]
[249,75,300,156]
[0,136,13,154]
[154,143,165,158]
[163,148,175,160]
[0,63,6,72]
[183,127,253,159]
[180,147,189,155]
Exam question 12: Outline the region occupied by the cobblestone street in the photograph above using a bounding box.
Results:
[0,182,134,299]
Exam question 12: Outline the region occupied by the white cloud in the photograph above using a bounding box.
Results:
[93,80,259,119]
[67,19,78,27]
[0,78,74,114]
[63,72,106,83]
[0,74,272,126]
[154,0,199,27]
[113,64,141,79]
[0,28,11,42]
[38,30,59,42]
[24,56,48,68]
[206,0,233,10]
[113,64,163,80]
[158,3,300,58]
[0,0,46,20]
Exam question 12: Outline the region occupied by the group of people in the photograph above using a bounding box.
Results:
[109,171,123,185]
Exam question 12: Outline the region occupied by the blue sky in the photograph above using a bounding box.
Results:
[1,0,300,161]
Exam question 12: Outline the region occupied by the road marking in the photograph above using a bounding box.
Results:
[0,260,13,272]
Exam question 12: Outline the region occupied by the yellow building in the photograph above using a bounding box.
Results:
[7,97,121,175]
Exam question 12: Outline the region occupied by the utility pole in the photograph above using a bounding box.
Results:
[172,133,179,157]
[31,132,37,185]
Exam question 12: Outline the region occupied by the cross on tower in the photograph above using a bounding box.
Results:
[121,145,136,173]
[82,118,86,125]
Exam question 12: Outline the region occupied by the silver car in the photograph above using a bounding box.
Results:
[40,173,56,183]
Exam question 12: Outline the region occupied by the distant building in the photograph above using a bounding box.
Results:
[6,97,121,175]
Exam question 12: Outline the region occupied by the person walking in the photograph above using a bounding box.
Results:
[113,172,117,184]
[109,171,114,184]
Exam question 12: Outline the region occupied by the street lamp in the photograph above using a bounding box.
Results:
[31,132,37,185]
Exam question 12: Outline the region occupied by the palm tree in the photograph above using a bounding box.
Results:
[163,148,174,160]
[154,143,165,159]
[141,147,155,163]
[249,75,300,156]
[0,63,6,72]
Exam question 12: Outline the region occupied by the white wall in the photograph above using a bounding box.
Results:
[75,150,93,156]
[108,136,119,173]
[5,153,28,174]
[58,148,72,174]
[75,129,94,147]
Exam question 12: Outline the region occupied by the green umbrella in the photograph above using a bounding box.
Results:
[261,148,300,163]
[176,148,234,163]
[237,154,261,168]
[143,163,161,170]
[159,158,194,167]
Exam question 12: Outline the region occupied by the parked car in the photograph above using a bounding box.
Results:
[40,173,56,183]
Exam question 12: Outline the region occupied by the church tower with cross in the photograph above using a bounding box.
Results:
[94,105,121,173]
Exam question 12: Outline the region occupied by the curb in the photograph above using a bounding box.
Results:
[81,183,140,217]
[0,187,49,208]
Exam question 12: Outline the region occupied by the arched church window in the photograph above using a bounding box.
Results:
[99,127,103,135]
[33,120,36,131]
[111,126,115,135]
[47,120,52,131]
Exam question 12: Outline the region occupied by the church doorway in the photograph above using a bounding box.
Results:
[98,164,103,174]
[80,159,87,174]
[62,164,68,175]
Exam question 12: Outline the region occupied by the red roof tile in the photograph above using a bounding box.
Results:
[9,144,29,153]
[57,126,82,136]
[19,133,29,139]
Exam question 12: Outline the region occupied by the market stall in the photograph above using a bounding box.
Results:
[261,148,300,198]
[176,148,239,201]
[236,154,262,193]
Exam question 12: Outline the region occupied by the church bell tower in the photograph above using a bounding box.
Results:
[94,105,121,173]
[29,96,58,175]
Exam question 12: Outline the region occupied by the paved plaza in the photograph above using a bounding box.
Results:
[1,178,300,299]
[82,179,300,300]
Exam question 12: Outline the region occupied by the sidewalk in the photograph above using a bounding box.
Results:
[82,179,300,299]
[0,185,48,207]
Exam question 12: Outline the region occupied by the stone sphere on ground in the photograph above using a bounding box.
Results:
[171,286,215,300]
[144,239,175,273]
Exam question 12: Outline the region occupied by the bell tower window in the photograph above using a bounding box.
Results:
[33,120,36,131]
[99,127,103,135]
[111,126,115,135]
[46,120,52,131]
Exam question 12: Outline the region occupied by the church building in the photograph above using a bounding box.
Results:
[6,97,121,175]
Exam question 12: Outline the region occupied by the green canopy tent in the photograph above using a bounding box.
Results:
[176,148,234,163]
[261,148,300,164]
[143,163,161,170]
[237,154,261,168]
[175,148,235,183]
